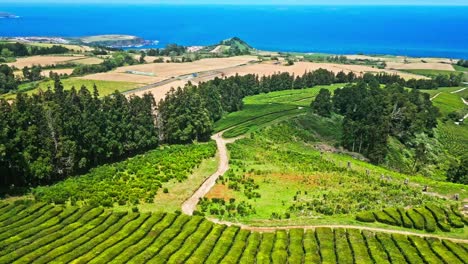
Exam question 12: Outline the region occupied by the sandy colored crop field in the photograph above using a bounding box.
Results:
[7,55,86,68]
[130,79,190,99]
[78,72,164,84]
[386,62,455,71]
[80,55,258,84]
[72,57,104,65]
[40,68,74,77]
[219,61,426,80]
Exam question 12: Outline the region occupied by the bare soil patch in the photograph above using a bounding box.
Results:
[386,62,455,71]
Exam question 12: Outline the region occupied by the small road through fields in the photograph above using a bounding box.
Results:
[430,92,441,101]
[208,218,468,243]
[181,132,243,215]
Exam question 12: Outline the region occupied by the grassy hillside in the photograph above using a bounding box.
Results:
[0,201,466,263]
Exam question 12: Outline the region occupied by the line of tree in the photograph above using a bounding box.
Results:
[456,59,468,68]
[0,42,71,57]
[312,78,439,164]
[0,64,17,94]
[0,76,158,187]
[369,72,463,89]
[71,52,139,76]
[146,44,187,57]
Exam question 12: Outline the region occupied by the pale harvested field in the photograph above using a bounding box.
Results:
[72,57,104,65]
[386,62,455,71]
[7,55,86,68]
[131,80,190,99]
[219,62,426,80]
[81,56,258,84]
[40,68,74,77]
[78,72,163,84]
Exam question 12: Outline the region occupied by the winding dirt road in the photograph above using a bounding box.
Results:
[181,132,243,215]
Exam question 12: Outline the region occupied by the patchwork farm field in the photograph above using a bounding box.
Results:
[0,202,466,264]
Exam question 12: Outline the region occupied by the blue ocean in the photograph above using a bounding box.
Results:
[1,4,468,58]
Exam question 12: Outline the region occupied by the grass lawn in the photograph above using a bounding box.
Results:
[2,78,140,100]
[453,65,468,72]
[214,83,345,137]
[431,92,466,116]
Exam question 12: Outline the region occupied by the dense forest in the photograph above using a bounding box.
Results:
[0,64,17,94]
[1,67,462,188]
[0,42,71,57]
[0,76,158,187]
[456,59,468,68]
[312,81,439,163]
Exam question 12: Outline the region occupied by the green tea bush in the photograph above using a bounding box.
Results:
[204,226,240,263]
[414,208,436,232]
[347,229,373,264]
[316,228,336,264]
[426,238,461,263]
[185,224,226,264]
[391,234,424,263]
[355,211,375,222]
[303,230,321,263]
[407,236,442,264]
[361,231,391,264]
[406,209,425,230]
[383,208,402,226]
[373,211,399,226]
[272,230,289,264]
[334,229,353,264]
[441,240,468,261]
[375,233,407,263]
[397,208,414,228]
[238,231,261,263]
[257,232,275,264]
[220,229,250,263]
[288,229,305,263]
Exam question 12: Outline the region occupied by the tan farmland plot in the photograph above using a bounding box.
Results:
[7,55,86,68]
[386,61,455,71]
[40,68,74,77]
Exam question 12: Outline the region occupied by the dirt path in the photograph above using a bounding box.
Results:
[451,87,467,94]
[181,132,243,215]
[209,218,468,243]
[430,92,441,101]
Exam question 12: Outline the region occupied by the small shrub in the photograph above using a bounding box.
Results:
[131,207,139,213]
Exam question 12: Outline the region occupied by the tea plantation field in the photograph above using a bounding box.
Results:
[0,202,466,264]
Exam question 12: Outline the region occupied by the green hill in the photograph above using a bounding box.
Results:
[203,37,254,55]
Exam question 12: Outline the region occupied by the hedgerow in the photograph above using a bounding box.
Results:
[49,212,128,263]
[185,225,226,264]
[203,226,240,263]
[129,214,191,263]
[0,207,104,263]
[407,236,443,264]
[355,211,375,222]
[114,213,175,263]
[414,208,437,232]
[375,233,407,263]
[383,208,402,226]
[391,234,424,263]
[347,229,373,264]
[287,229,304,263]
[167,220,214,264]
[334,229,353,264]
[316,228,336,264]
[444,207,464,228]
[361,230,391,264]
[238,232,261,263]
[441,240,468,262]
[272,230,288,264]
[406,209,426,230]
[373,211,399,226]
[33,143,216,207]
[303,230,321,263]
[426,238,461,263]
[397,207,414,228]
[256,232,275,264]
[220,229,250,264]
[149,217,204,263]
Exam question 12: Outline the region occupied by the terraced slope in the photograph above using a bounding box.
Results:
[0,203,466,264]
